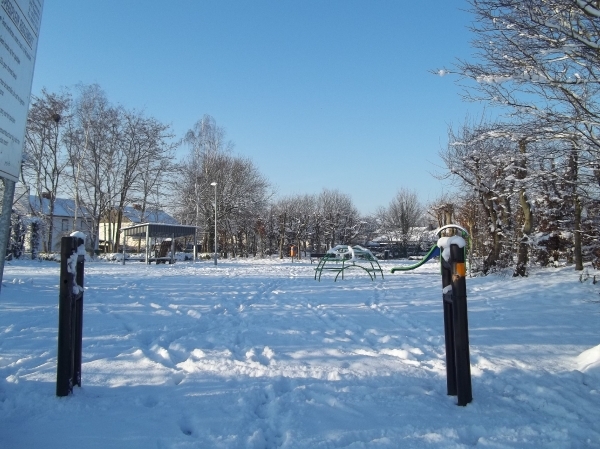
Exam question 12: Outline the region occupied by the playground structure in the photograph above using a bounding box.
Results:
[389,225,469,274]
[315,226,472,404]
[390,244,441,273]
[314,245,384,282]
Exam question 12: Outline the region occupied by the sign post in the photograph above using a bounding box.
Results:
[0,0,45,291]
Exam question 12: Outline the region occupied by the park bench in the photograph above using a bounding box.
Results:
[309,252,329,264]
[123,256,175,264]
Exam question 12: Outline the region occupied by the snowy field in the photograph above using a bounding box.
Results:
[0,257,599,448]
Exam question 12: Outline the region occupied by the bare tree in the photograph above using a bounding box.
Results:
[23,89,72,251]
[271,194,317,259]
[176,115,271,257]
[112,110,175,251]
[318,189,360,247]
[378,188,423,256]
[65,84,114,252]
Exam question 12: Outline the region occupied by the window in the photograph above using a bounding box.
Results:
[61,219,68,231]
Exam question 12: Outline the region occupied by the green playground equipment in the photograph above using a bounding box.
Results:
[314,245,384,281]
[390,224,470,274]
[390,245,441,273]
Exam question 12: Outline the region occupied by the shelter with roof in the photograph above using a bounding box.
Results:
[119,223,198,264]
[99,204,180,252]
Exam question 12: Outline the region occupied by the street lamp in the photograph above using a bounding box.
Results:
[210,182,217,265]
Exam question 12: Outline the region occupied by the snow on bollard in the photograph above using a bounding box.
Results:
[70,231,87,255]
[437,227,473,406]
[67,232,86,294]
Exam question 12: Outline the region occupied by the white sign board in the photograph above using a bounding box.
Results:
[0,0,43,182]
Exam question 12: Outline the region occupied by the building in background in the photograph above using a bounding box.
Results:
[12,193,94,256]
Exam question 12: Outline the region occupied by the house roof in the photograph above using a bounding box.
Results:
[14,195,177,226]
[120,223,197,239]
[23,196,92,218]
[121,206,178,225]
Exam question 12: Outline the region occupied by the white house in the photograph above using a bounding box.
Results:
[13,194,94,254]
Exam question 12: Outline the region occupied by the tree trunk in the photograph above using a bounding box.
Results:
[482,194,501,274]
[514,189,533,277]
[279,213,286,259]
[46,201,55,252]
[515,140,533,277]
[315,223,321,253]
[574,196,583,271]
[567,147,583,271]
[114,209,124,252]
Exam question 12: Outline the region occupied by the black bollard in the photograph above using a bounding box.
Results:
[450,243,472,406]
[441,256,457,396]
[440,241,472,406]
[56,236,85,397]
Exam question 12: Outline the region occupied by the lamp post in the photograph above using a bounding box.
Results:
[194,180,200,261]
[211,182,217,265]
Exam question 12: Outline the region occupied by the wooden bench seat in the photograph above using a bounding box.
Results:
[124,257,175,264]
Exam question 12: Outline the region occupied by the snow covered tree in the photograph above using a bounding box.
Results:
[437,0,600,272]
[441,121,519,273]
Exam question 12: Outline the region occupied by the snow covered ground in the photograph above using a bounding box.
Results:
[0,257,599,448]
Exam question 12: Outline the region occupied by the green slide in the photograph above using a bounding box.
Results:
[390,245,441,273]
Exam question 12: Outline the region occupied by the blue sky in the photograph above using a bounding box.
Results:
[31,1,481,215]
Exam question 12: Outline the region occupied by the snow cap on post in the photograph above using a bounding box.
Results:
[437,235,466,262]
[70,231,87,256]
[435,224,469,263]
